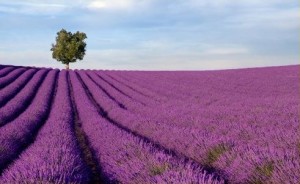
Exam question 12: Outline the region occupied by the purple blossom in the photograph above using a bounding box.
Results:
[0,68,36,107]
[0,68,27,89]
[0,64,298,183]
[0,70,90,183]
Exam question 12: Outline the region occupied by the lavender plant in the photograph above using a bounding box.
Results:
[0,64,298,183]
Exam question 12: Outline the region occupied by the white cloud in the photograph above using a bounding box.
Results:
[0,0,138,13]
[86,0,134,10]
[188,0,294,7]
[226,7,300,30]
[138,40,175,51]
[0,46,297,70]
[87,1,107,9]
[203,47,249,55]
[0,50,56,68]
[0,1,67,15]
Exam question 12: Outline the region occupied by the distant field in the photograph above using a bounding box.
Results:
[0,64,299,183]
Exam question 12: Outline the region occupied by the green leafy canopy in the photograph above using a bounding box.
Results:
[51,29,87,66]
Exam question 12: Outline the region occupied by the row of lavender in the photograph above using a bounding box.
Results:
[0,69,56,171]
[79,66,299,183]
[0,70,91,183]
[70,70,222,183]
[0,64,298,183]
[0,65,223,183]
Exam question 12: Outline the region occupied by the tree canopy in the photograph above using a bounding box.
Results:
[51,29,87,69]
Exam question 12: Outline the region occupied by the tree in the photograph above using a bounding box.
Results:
[51,29,87,69]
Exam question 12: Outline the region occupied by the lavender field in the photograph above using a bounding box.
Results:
[0,64,299,184]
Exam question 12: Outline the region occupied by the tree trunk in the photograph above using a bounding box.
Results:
[65,63,69,70]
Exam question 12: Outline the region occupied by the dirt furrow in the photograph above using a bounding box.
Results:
[0,71,58,175]
[76,72,228,183]
[68,71,106,184]
[85,71,126,110]
[104,72,155,99]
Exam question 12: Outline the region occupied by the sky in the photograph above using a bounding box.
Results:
[0,0,299,70]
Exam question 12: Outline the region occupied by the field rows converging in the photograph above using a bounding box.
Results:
[0,64,299,183]
[0,69,57,173]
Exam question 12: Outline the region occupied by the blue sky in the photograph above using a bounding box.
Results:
[0,0,298,70]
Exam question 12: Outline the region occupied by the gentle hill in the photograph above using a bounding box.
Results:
[0,64,299,183]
